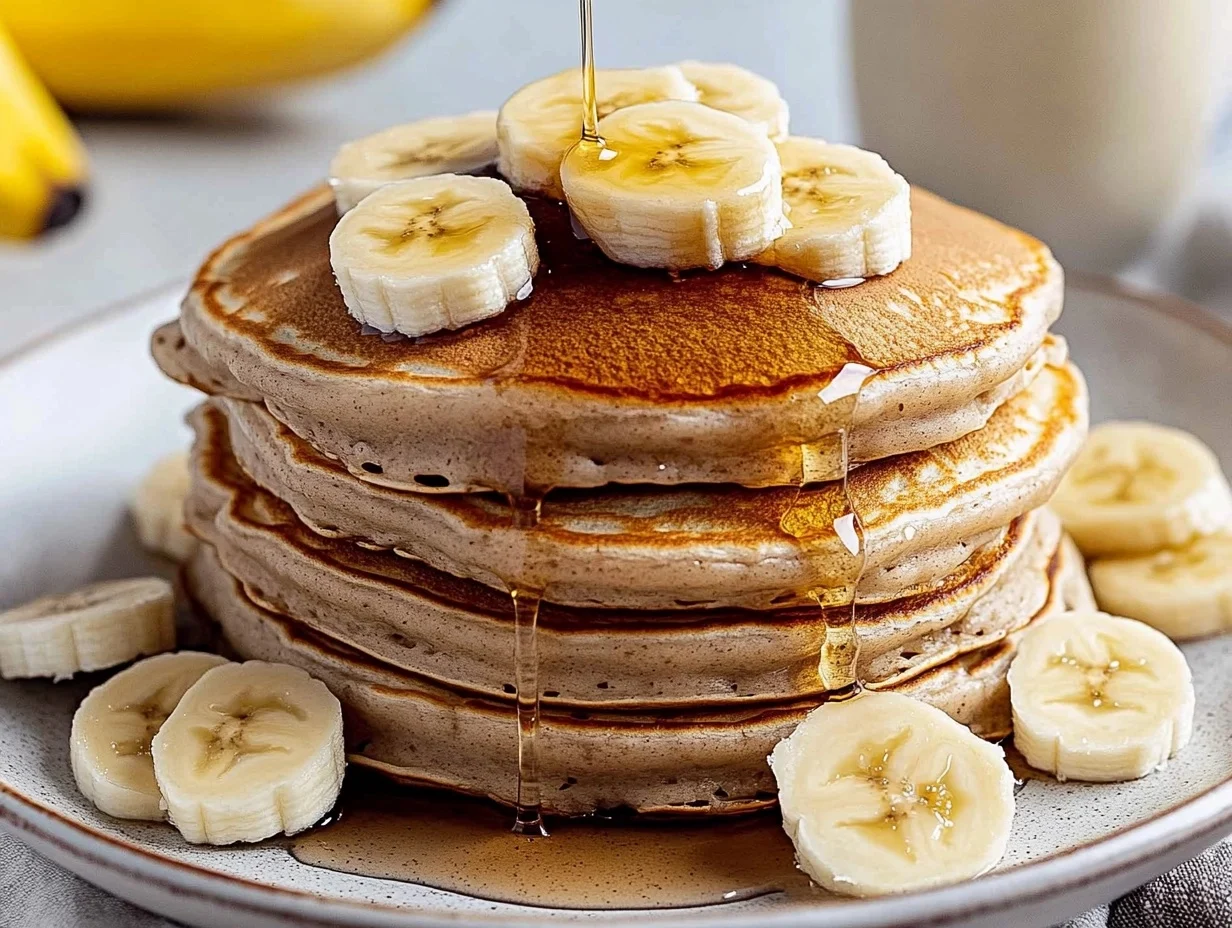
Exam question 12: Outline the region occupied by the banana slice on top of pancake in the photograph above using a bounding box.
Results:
[676,60,789,140]
[498,65,698,198]
[1089,531,1232,640]
[329,173,539,337]
[152,660,345,845]
[330,111,498,213]
[1008,611,1194,782]
[560,100,784,270]
[769,691,1015,897]
[1051,421,1232,558]
[755,137,911,281]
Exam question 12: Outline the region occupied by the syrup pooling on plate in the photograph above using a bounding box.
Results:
[290,774,819,910]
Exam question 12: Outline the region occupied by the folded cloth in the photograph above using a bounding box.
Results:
[1062,840,1232,928]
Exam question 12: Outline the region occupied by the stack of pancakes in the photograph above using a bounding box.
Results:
[154,185,1090,815]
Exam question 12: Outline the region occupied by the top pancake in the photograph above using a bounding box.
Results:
[175,184,1062,491]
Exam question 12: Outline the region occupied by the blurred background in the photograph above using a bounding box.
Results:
[1,0,1230,353]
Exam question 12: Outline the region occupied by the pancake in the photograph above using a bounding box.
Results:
[169,184,1063,492]
[187,399,1062,706]
[201,357,1086,610]
[185,535,1090,815]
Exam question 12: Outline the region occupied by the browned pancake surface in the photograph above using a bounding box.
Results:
[196,186,1055,402]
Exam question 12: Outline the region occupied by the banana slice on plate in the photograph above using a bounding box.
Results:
[152,660,345,844]
[754,138,911,281]
[497,65,698,198]
[330,173,538,337]
[676,60,788,139]
[329,111,498,213]
[768,691,1014,897]
[560,100,784,270]
[1089,532,1232,640]
[131,451,196,563]
[71,651,230,820]
[0,578,175,680]
[1051,421,1232,558]
[1009,611,1194,782]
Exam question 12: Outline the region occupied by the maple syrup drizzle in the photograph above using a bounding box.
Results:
[509,492,548,836]
[291,2,881,903]
[778,360,874,702]
[578,0,600,145]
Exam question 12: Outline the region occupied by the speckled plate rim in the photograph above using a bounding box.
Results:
[3,275,1232,928]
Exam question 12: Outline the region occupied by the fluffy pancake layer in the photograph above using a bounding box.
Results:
[187,400,1065,707]
[165,184,1063,491]
[185,533,1089,815]
[197,356,1086,610]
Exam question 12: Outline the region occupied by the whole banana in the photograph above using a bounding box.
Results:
[0,0,436,111]
[0,19,86,240]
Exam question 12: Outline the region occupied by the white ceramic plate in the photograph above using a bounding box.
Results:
[2,279,1232,928]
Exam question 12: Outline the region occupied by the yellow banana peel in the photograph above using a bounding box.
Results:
[0,0,436,111]
[0,19,87,240]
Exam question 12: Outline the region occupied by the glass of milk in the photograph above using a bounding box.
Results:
[851,0,1230,272]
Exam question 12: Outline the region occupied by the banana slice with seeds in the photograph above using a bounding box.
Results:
[330,173,538,337]
[1009,611,1194,782]
[676,60,788,139]
[1051,421,1232,558]
[1089,532,1232,640]
[329,111,498,213]
[755,138,911,281]
[71,651,230,820]
[560,100,784,270]
[152,660,345,845]
[769,691,1014,897]
[497,65,698,198]
[131,451,196,563]
[0,578,175,680]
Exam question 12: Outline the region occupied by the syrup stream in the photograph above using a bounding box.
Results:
[509,492,548,836]
[579,0,600,144]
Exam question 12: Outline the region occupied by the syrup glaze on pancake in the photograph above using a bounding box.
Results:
[189,187,1055,401]
[174,184,1064,490]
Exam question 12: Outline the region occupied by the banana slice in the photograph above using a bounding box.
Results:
[330,173,539,337]
[71,651,230,820]
[131,451,196,563]
[1051,421,1232,558]
[329,111,498,213]
[768,691,1014,897]
[754,138,911,281]
[497,65,698,198]
[560,100,784,270]
[1089,532,1232,640]
[0,578,175,680]
[1009,611,1194,782]
[151,660,345,844]
[676,60,788,139]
